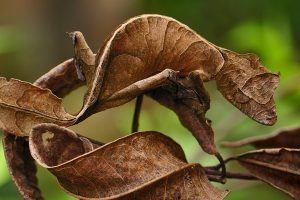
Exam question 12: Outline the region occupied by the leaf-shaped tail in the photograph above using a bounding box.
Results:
[215,49,279,125]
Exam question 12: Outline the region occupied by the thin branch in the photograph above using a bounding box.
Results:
[206,157,235,170]
[205,168,257,182]
[132,95,143,133]
[225,172,257,180]
[207,175,226,184]
[214,152,226,181]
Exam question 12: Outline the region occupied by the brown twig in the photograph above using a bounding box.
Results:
[214,152,227,182]
[205,168,257,182]
[207,157,235,171]
[132,95,143,133]
[207,175,226,184]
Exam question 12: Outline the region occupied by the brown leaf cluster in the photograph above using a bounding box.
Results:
[3,134,43,200]
[0,14,282,199]
[1,60,82,199]
[29,124,228,200]
[223,127,300,199]
[234,148,300,199]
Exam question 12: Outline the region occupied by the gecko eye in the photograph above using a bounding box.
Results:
[205,119,212,126]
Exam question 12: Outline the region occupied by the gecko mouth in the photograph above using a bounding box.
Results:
[66,31,77,47]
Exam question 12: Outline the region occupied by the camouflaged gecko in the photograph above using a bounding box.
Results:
[68,14,279,154]
[0,14,279,156]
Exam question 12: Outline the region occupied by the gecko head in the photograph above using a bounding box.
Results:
[67,31,95,81]
[67,31,84,47]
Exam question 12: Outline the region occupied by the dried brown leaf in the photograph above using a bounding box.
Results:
[119,164,226,200]
[235,148,300,199]
[0,59,87,136]
[2,134,43,200]
[1,59,83,200]
[29,123,228,200]
[215,49,279,125]
[34,59,84,98]
[0,78,75,136]
[222,127,300,149]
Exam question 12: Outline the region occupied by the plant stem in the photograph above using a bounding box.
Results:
[205,168,257,182]
[132,95,143,133]
[206,157,235,170]
[207,175,226,184]
[215,152,227,182]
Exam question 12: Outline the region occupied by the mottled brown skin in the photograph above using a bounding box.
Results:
[71,15,222,102]
[71,14,278,125]
[68,14,278,155]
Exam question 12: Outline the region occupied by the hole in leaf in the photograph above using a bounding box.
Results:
[62,85,87,115]
[42,131,54,146]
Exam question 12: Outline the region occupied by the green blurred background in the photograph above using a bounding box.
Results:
[0,0,299,199]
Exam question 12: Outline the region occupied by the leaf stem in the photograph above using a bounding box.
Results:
[214,152,227,182]
[132,95,143,133]
[207,175,226,184]
[205,168,257,182]
[207,157,235,170]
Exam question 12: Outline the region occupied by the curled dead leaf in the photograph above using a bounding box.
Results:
[34,59,84,98]
[0,78,75,136]
[2,134,43,200]
[222,126,300,149]
[29,123,228,200]
[1,59,82,200]
[234,148,300,199]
